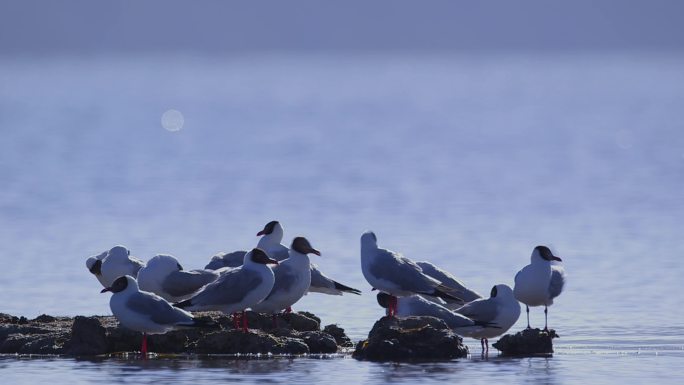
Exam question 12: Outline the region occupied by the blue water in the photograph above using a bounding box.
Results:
[1,53,683,383]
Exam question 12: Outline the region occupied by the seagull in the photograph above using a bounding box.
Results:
[204,220,361,296]
[251,237,320,327]
[95,245,145,288]
[360,231,463,316]
[101,275,216,355]
[453,284,521,354]
[175,248,278,332]
[137,254,220,303]
[376,292,496,334]
[86,250,109,287]
[415,261,483,307]
[514,245,566,330]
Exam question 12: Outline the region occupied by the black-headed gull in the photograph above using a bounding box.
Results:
[101,275,215,355]
[514,245,566,329]
[175,248,278,332]
[137,254,220,303]
[92,245,145,287]
[415,261,483,307]
[204,220,361,296]
[360,231,462,316]
[376,292,495,334]
[453,284,521,354]
[86,250,109,287]
[251,237,320,327]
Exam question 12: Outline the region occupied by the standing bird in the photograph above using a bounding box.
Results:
[175,248,278,332]
[376,292,496,335]
[360,231,462,316]
[137,254,220,302]
[204,221,361,296]
[95,245,145,288]
[101,275,215,355]
[251,237,320,327]
[453,284,521,354]
[513,245,566,330]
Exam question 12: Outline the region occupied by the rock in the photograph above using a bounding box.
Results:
[194,330,309,355]
[300,331,338,353]
[0,311,348,356]
[353,316,468,362]
[66,316,108,355]
[492,328,558,357]
[33,314,58,323]
[323,324,354,347]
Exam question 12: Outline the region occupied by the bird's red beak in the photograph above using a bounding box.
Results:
[257,230,265,236]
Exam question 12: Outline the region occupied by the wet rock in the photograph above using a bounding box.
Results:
[300,331,338,353]
[353,316,468,362]
[0,311,348,356]
[323,324,354,347]
[492,328,558,357]
[66,316,108,356]
[193,330,309,355]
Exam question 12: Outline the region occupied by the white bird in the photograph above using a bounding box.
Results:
[376,292,495,335]
[137,254,220,303]
[251,237,320,326]
[204,221,361,296]
[453,284,521,354]
[101,275,215,355]
[360,231,462,316]
[89,245,145,288]
[175,248,278,332]
[86,250,109,287]
[514,245,566,330]
[415,261,483,307]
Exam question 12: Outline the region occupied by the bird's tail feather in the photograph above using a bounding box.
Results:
[430,285,464,302]
[333,281,362,295]
[174,299,192,309]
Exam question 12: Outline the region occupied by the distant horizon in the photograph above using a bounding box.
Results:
[3,0,684,55]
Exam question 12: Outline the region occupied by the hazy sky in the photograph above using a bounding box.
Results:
[2,0,684,54]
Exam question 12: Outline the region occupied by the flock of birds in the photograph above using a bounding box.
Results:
[87,220,566,355]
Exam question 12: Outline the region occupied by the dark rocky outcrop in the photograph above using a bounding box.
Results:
[492,328,558,357]
[0,311,349,356]
[353,316,469,361]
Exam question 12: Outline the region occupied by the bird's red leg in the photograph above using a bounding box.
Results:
[285,306,292,314]
[141,333,148,356]
[390,296,398,317]
[242,310,248,333]
[233,312,240,329]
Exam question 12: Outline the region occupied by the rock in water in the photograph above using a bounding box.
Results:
[0,311,347,356]
[492,328,558,357]
[67,316,108,355]
[353,316,468,361]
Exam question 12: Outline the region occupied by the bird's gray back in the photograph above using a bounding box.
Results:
[369,249,436,293]
[126,292,191,325]
[163,270,218,297]
[191,267,264,306]
[204,251,247,270]
[416,261,482,302]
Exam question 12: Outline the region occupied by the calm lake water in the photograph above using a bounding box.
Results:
[1,53,683,383]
